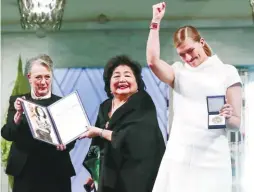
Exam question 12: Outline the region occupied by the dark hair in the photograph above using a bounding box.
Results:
[35,106,47,119]
[103,55,146,98]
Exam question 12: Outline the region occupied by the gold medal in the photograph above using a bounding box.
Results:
[212,116,223,124]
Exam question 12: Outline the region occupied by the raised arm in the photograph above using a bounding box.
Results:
[146,2,175,87]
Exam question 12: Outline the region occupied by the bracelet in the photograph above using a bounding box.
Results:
[150,22,159,30]
[100,129,105,138]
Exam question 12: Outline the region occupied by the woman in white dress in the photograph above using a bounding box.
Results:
[146,2,242,192]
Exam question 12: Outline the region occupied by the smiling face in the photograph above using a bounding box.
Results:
[110,65,138,98]
[176,38,208,67]
[28,63,52,97]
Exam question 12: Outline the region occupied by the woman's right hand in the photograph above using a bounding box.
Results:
[152,2,166,23]
[84,177,95,191]
[14,96,25,124]
[14,97,25,113]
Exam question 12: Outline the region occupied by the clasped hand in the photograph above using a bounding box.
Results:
[219,103,233,119]
[152,2,166,23]
[14,96,26,113]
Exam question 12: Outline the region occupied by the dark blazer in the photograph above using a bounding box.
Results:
[87,90,166,192]
[1,93,76,179]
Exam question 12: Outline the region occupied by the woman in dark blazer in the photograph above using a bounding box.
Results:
[1,54,75,192]
[81,55,166,192]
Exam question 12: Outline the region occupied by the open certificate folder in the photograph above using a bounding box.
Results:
[22,91,89,145]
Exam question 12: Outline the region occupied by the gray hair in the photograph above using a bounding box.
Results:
[25,54,54,75]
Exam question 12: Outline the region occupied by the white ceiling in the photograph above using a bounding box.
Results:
[1,0,253,25]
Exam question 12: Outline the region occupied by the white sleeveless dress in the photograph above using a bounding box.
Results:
[152,55,241,192]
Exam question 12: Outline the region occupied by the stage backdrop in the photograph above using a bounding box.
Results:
[52,67,170,192]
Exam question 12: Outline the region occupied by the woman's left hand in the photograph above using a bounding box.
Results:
[220,103,233,119]
[56,144,66,151]
[79,126,101,139]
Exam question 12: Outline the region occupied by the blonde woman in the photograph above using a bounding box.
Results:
[146,2,242,192]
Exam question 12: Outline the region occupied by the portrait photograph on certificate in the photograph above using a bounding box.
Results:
[22,101,59,145]
[22,91,89,145]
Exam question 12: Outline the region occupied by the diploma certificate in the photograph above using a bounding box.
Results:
[22,91,89,145]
